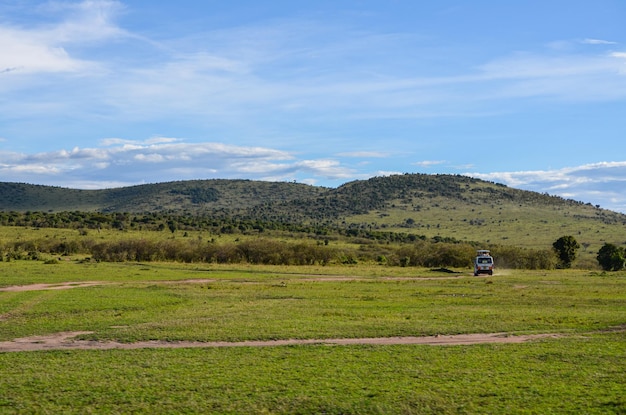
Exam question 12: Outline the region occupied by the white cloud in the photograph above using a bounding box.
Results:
[134,153,165,163]
[0,1,129,76]
[296,160,355,179]
[372,170,404,178]
[0,139,353,187]
[582,38,617,45]
[466,162,626,213]
[0,27,91,74]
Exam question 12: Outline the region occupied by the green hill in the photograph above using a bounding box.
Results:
[1,174,625,264]
[0,180,326,215]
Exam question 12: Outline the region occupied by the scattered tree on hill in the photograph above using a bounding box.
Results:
[596,243,626,271]
[552,235,580,268]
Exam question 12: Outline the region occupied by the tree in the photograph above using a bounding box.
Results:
[552,235,580,268]
[596,243,626,271]
[167,220,177,234]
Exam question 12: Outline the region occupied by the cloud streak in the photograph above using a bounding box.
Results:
[0,139,353,188]
[3,3,626,123]
[582,38,617,45]
[466,162,626,213]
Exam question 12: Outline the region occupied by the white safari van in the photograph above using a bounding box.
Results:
[474,250,494,276]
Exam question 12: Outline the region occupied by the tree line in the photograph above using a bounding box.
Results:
[1,211,624,270]
[0,234,559,269]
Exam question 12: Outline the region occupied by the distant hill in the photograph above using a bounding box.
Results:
[0,180,325,215]
[2,174,625,258]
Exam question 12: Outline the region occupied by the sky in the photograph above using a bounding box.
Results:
[1,1,626,212]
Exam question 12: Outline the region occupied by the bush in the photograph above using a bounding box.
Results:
[597,243,625,271]
[492,246,556,270]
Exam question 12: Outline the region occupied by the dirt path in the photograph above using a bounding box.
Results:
[0,281,110,292]
[0,331,561,353]
[0,274,475,293]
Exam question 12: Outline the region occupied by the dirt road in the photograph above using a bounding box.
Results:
[0,331,561,353]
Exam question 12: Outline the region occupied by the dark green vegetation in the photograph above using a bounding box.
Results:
[0,175,619,225]
[597,243,626,271]
[2,174,626,269]
[0,225,557,270]
[1,263,625,414]
[552,235,580,268]
[0,179,325,215]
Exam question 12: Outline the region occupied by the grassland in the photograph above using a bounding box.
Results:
[3,174,626,269]
[2,334,624,414]
[348,195,626,268]
[2,175,625,413]
[1,259,625,414]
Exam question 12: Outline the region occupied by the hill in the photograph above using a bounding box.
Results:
[1,174,625,264]
[0,180,326,215]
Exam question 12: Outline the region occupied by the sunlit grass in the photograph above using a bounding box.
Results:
[1,263,625,343]
[1,334,624,414]
[1,262,625,413]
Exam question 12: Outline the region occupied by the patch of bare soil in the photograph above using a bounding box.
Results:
[0,281,108,292]
[0,279,223,293]
[0,331,562,353]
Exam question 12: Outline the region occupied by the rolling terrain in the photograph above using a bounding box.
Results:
[1,174,625,264]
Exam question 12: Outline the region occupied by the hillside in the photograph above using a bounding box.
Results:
[0,180,326,215]
[1,174,625,263]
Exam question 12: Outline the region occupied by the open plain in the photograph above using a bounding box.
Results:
[1,260,625,414]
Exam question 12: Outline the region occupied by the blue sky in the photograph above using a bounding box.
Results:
[1,1,626,212]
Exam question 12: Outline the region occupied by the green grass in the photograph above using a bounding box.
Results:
[1,261,625,413]
[2,263,625,342]
[1,334,624,414]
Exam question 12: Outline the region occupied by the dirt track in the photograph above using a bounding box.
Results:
[0,277,554,353]
[0,331,561,353]
[0,274,475,293]
[0,281,108,292]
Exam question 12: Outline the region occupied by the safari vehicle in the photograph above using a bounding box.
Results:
[474,249,494,276]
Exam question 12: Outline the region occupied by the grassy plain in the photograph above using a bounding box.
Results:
[1,259,625,414]
[1,334,624,414]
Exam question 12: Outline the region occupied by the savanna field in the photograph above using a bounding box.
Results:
[1,176,626,413]
[3,0,626,411]
[1,256,625,413]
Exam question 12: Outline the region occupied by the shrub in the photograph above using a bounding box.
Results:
[596,243,626,271]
